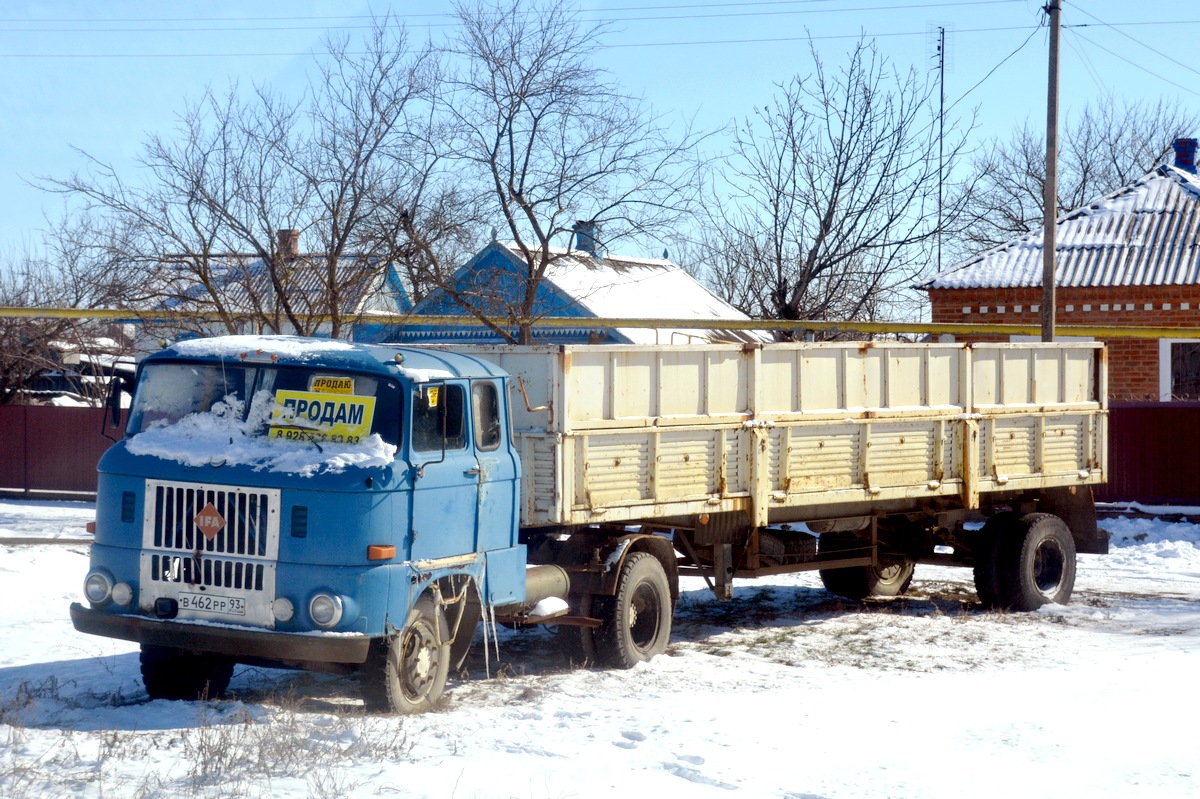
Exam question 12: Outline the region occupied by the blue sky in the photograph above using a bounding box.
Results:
[1,0,1196,259]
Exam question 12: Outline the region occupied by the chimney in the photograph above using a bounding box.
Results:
[1173,138,1198,173]
[572,220,600,258]
[276,228,300,259]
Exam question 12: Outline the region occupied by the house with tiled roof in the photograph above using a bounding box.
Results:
[923,138,1200,401]
[138,228,411,352]
[370,225,769,345]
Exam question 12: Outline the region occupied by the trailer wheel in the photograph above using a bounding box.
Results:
[817,534,914,599]
[139,645,234,701]
[597,553,672,668]
[996,513,1076,611]
[973,512,1019,608]
[362,595,450,713]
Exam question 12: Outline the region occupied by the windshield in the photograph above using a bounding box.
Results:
[127,362,402,447]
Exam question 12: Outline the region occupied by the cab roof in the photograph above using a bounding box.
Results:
[149,335,507,382]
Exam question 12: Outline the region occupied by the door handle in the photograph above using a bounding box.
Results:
[464,467,481,477]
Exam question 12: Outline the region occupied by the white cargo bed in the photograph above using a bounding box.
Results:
[440,343,1106,528]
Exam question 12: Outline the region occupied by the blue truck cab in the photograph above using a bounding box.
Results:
[70,335,533,712]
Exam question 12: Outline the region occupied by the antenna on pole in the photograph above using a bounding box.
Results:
[937,25,946,276]
[1042,1,1062,342]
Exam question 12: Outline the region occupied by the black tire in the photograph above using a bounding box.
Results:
[996,513,1077,611]
[596,553,672,668]
[139,645,234,701]
[817,534,914,600]
[757,532,787,567]
[362,595,451,713]
[557,592,601,668]
[973,512,1019,608]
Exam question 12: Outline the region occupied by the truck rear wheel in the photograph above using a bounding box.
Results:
[362,595,450,713]
[597,553,672,668]
[139,645,234,701]
[973,512,1019,608]
[996,513,1076,611]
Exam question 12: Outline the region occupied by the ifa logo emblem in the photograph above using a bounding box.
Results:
[194,503,226,540]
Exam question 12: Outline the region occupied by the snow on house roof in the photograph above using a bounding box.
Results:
[924,164,1200,290]
[507,244,769,344]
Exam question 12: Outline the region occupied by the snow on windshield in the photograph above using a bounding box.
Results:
[125,391,396,476]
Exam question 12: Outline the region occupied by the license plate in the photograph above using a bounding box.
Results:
[178,592,246,616]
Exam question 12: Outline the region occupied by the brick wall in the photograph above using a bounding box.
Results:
[928,285,1200,400]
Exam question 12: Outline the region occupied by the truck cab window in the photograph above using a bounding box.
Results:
[412,384,467,453]
[472,382,502,451]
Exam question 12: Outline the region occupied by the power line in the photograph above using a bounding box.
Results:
[0,0,1021,26]
[0,24,1043,58]
[943,22,1042,115]
[1067,26,1200,99]
[1067,5,1200,80]
[0,1,1024,34]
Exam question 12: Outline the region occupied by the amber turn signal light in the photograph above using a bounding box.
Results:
[367,545,396,561]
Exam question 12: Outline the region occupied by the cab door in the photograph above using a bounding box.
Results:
[471,379,520,553]
[408,381,478,561]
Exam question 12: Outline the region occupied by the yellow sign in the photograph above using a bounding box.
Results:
[426,386,440,408]
[269,390,376,445]
[309,376,354,394]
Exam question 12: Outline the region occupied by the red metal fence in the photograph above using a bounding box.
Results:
[2,404,1199,505]
[0,406,115,499]
[1094,402,1200,505]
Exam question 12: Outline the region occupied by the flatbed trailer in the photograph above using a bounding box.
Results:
[71,337,1107,712]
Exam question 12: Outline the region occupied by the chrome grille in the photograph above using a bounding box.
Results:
[140,479,280,625]
[150,482,273,558]
[148,553,266,591]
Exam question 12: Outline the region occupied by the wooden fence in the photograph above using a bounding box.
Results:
[1,403,1198,505]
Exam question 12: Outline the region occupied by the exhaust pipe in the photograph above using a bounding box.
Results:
[493,564,571,620]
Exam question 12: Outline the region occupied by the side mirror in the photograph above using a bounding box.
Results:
[105,376,130,429]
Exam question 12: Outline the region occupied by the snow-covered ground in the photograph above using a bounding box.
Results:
[2,500,1198,798]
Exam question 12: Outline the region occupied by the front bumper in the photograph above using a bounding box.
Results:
[70,603,372,665]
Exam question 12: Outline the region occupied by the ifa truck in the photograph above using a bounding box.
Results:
[71,336,1107,712]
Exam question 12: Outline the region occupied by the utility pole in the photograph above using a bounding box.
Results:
[1041,0,1061,342]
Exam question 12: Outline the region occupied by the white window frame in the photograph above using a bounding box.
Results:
[1158,338,1200,402]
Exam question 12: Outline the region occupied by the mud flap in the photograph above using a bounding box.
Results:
[1036,486,1107,554]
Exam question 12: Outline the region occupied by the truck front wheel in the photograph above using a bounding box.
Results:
[996,513,1077,611]
[597,553,672,668]
[362,595,450,713]
[139,645,234,701]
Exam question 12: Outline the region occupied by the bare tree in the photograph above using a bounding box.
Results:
[0,221,131,405]
[407,0,703,344]
[697,39,970,335]
[41,20,441,340]
[952,97,1200,259]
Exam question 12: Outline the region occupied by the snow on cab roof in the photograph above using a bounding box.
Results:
[157,335,507,381]
[923,164,1200,290]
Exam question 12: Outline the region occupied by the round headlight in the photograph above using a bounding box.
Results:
[273,597,295,623]
[111,582,133,607]
[84,571,113,605]
[309,593,343,628]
